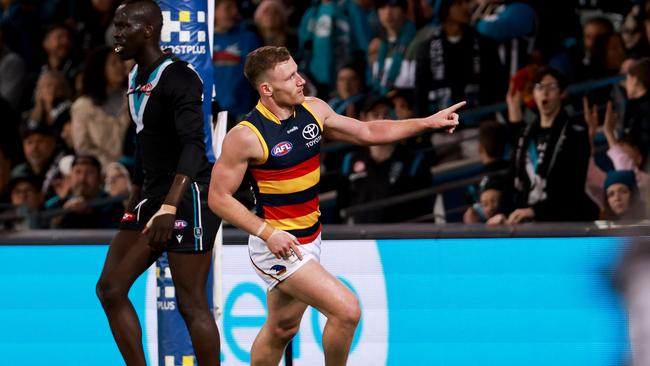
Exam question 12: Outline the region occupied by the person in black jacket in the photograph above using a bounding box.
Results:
[414,0,504,117]
[495,67,599,224]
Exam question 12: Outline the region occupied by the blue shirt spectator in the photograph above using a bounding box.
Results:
[298,0,369,92]
[213,0,260,117]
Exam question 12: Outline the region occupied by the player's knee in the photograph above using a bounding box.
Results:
[96,279,125,306]
[337,296,361,328]
[270,323,300,343]
[176,293,208,320]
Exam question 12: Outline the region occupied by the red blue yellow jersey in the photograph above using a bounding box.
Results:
[240,100,323,243]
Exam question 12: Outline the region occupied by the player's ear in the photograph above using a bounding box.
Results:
[260,82,272,97]
[143,24,154,39]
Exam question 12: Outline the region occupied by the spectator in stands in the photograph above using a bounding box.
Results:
[40,24,79,88]
[501,67,598,223]
[12,120,64,199]
[328,62,366,118]
[621,57,650,162]
[213,0,261,118]
[477,120,510,174]
[337,94,433,223]
[603,170,646,221]
[576,17,626,85]
[464,120,512,223]
[584,99,649,207]
[26,70,72,135]
[464,175,507,224]
[322,63,368,186]
[390,88,434,152]
[71,47,129,167]
[298,0,368,94]
[370,0,416,94]
[414,0,503,116]
[609,55,639,122]
[346,0,381,52]
[0,26,25,110]
[104,161,131,209]
[8,171,43,213]
[46,155,122,229]
[253,0,298,52]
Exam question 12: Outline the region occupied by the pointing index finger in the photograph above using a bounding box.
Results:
[446,101,467,113]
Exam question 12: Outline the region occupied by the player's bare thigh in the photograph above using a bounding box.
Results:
[275,260,359,319]
[266,286,308,330]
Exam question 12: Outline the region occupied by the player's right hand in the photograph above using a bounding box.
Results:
[143,206,176,251]
[430,101,466,133]
[266,229,303,261]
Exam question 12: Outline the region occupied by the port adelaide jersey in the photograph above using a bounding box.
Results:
[240,101,323,243]
[127,53,212,197]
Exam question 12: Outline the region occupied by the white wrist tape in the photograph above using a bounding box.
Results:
[145,204,176,228]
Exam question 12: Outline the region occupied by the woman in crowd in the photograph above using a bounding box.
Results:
[603,170,646,221]
[70,47,129,167]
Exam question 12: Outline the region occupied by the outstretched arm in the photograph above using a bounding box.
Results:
[208,125,303,260]
[306,97,465,146]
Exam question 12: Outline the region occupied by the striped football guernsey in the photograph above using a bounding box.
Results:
[240,100,323,244]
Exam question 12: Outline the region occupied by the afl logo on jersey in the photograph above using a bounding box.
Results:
[271,141,293,157]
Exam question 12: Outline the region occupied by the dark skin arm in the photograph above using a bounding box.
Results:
[142,174,190,249]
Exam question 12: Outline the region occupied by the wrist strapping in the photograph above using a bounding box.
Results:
[159,204,177,215]
[145,204,176,229]
[255,222,276,241]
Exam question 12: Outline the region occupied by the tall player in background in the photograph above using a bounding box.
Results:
[208,46,464,366]
[96,1,221,365]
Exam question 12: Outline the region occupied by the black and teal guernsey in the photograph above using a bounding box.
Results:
[127,53,212,197]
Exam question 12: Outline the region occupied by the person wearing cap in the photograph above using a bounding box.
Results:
[11,120,64,199]
[46,155,123,229]
[604,170,646,221]
[8,171,43,213]
[414,0,503,116]
[337,94,434,223]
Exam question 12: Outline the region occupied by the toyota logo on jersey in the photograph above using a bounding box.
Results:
[302,123,319,140]
[271,141,293,157]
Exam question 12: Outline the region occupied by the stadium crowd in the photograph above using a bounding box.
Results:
[1,0,650,228]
